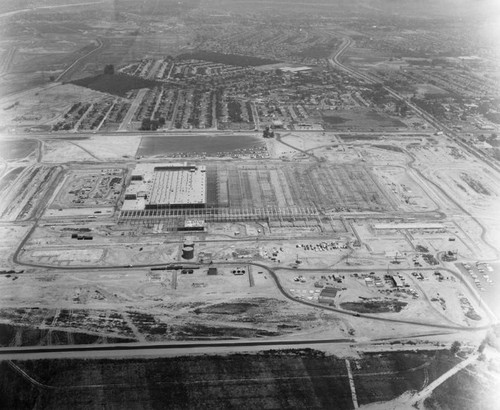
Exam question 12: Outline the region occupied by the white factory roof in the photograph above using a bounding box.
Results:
[122,163,206,210]
[150,166,206,205]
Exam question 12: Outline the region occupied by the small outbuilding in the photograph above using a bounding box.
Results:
[207,267,218,276]
[391,275,404,288]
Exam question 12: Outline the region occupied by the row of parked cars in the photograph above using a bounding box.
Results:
[296,242,348,252]
[463,262,493,291]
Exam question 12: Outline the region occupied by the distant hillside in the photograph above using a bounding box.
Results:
[177,51,279,67]
[71,74,159,97]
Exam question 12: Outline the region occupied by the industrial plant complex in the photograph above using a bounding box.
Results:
[1,0,500,408]
[122,163,207,212]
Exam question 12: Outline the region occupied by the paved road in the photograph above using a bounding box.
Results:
[412,352,479,405]
[0,129,434,141]
[0,338,353,360]
[118,89,148,131]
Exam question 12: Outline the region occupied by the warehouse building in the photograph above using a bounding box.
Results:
[122,163,206,211]
[318,286,340,304]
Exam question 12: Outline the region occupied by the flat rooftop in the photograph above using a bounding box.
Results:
[122,163,206,211]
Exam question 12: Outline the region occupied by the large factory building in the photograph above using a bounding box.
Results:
[122,163,206,211]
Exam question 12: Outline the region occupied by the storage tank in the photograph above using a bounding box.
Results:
[182,246,194,260]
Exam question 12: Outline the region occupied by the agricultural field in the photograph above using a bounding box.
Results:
[425,348,500,410]
[0,350,470,409]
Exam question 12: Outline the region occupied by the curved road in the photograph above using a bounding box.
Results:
[55,38,104,83]
[10,240,496,332]
[329,37,500,261]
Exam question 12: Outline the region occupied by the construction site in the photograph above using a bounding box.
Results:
[0,126,497,348]
[2,0,500,408]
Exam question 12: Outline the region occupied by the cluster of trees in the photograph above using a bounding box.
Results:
[227,100,243,122]
[477,133,499,147]
[411,97,446,119]
[395,101,409,116]
[362,84,392,106]
[263,126,275,138]
[141,117,165,131]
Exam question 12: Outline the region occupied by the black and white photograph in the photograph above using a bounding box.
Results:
[0,0,499,408]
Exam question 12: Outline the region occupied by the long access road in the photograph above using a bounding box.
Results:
[0,337,354,360]
[0,1,106,19]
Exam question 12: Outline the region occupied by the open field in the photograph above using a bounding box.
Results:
[0,225,32,268]
[0,266,350,343]
[0,84,108,131]
[322,109,407,130]
[0,139,37,160]
[40,135,141,161]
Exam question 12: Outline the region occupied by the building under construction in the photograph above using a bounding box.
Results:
[118,161,390,231]
[122,163,206,212]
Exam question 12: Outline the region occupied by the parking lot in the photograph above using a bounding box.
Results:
[457,261,500,318]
